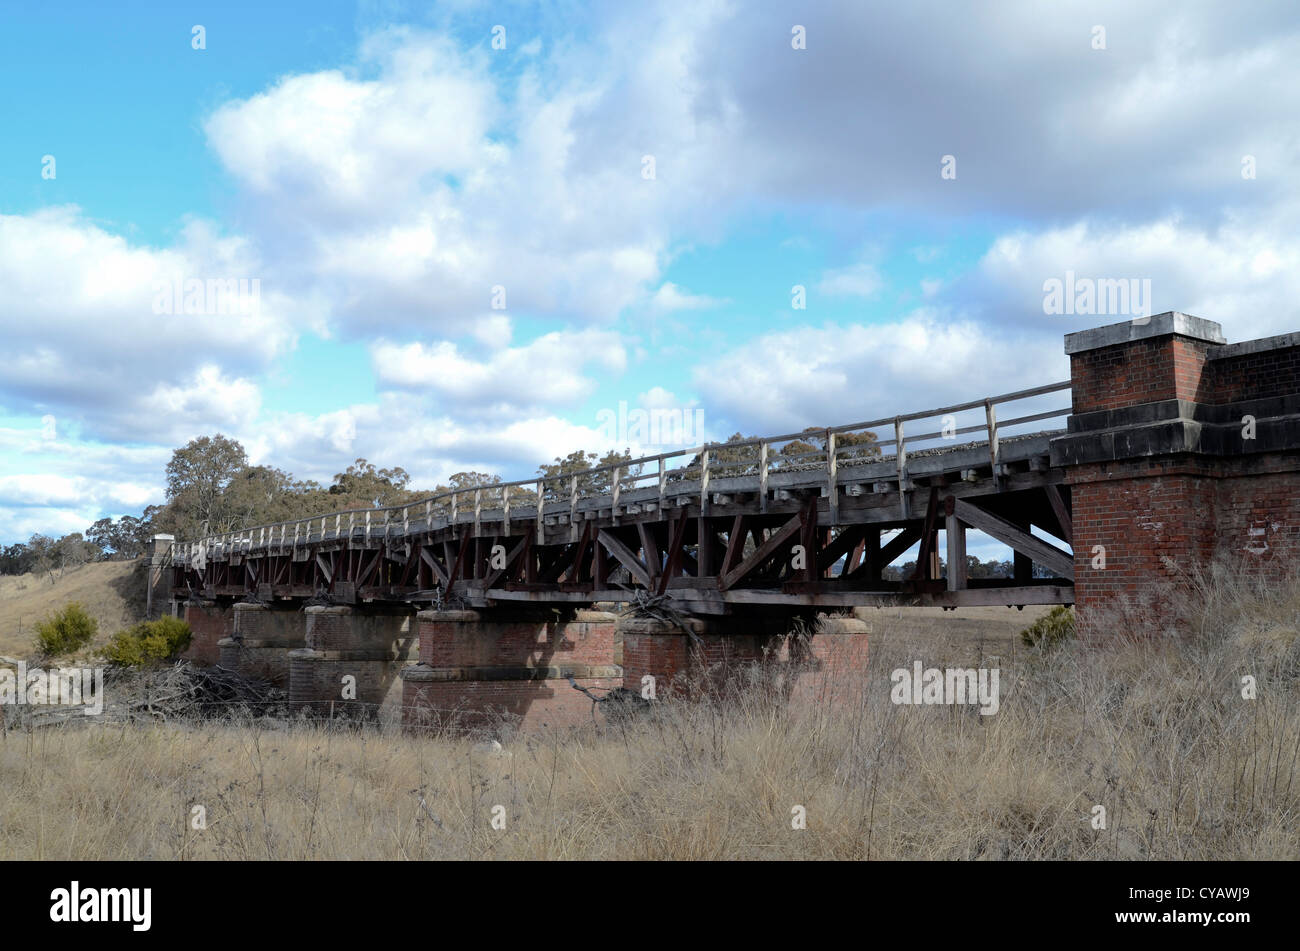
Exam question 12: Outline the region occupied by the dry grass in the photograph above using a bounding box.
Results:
[0,562,1296,860]
[0,560,146,658]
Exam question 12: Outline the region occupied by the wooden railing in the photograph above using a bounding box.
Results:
[172,381,1071,566]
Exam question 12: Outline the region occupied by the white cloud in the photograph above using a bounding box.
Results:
[974,208,1300,340]
[650,282,726,312]
[693,312,1066,434]
[0,208,293,442]
[818,262,882,299]
[371,328,627,412]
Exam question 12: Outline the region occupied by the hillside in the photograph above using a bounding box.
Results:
[0,559,147,658]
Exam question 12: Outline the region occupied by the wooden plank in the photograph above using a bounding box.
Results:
[574,523,596,584]
[447,528,472,585]
[657,508,689,597]
[420,547,449,587]
[637,522,661,581]
[720,515,748,577]
[871,525,923,574]
[953,498,1074,580]
[909,487,941,581]
[720,511,802,590]
[799,498,818,585]
[696,518,715,577]
[826,431,838,525]
[844,537,865,577]
[986,399,1000,487]
[482,537,528,590]
[1044,483,1073,545]
[894,418,909,519]
[945,511,966,592]
[597,529,653,588]
[817,524,864,574]
[540,543,579,583]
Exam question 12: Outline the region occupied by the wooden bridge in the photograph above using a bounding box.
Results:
[158,314,1300,727]
[170,381,1076,616]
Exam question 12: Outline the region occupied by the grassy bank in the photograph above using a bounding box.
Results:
[1,564,1296,860]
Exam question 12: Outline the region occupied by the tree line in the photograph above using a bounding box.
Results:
[1,426,886,579]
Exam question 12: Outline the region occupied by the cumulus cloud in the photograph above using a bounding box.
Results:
[0,208,292,442]
[650,282,726,313]
[371,328,627,413]
[693,312,1066,435]
[968,206,1300,339]
[202,20,742,336]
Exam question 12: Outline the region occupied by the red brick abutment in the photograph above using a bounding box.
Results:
[172,313,1300,728]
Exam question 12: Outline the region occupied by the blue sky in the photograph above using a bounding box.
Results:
[2,0,1299,553]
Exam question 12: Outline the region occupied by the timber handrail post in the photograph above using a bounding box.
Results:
[985,398,1000,487]
[364,510,371,543]
[569,475,579,542]
[502,484,511,536]
[657,457,666,510]
[451,491,458,525]
[826,429,838,524]
[536,480,545,545]
[700,448,711,514]
[611,466,621,524]
[894,417,909,519]
[759,441,769,513]
[474,488,482,536]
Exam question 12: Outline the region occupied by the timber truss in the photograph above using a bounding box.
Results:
[172,382,1076,615]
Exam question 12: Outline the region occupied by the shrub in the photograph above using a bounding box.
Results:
[101,616,193,667]
[34,602,98,656]
[1020,605,1075,649]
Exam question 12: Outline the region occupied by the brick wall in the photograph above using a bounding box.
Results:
[403,677,622,732]
[1210,345,1300,403]
[619,615,869,700]
[1067,460,1221,628]
[1070,335,1217,414]
[223,603,306,685]
[1064,321,1300,631]
[418,610,614,668]
[402,609,621,733]
[180,601,230,666]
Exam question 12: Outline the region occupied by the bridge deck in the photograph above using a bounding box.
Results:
[170,382,1077,614]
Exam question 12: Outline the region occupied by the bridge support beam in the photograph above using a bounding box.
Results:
[288,606,418,722]
[400,608,621,733]
[218,602,306,686]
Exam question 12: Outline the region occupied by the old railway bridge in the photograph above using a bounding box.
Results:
[153,314,1300,729]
